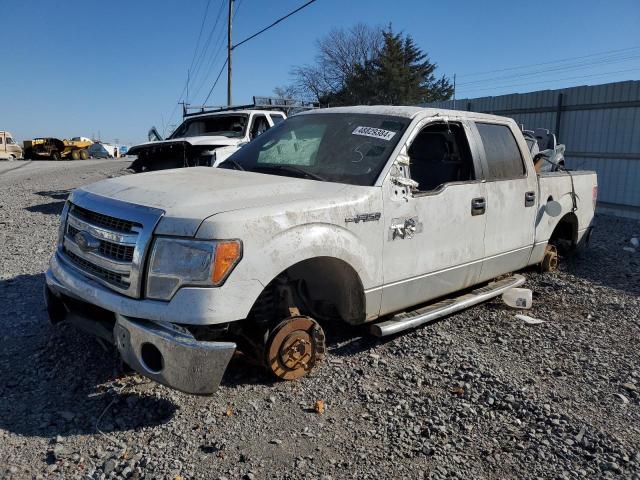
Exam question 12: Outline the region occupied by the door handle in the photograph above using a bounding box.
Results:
[471,197,486,216]
[525,191,536,207]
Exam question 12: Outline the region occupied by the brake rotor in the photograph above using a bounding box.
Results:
[541,244,559,272]
[265,316,325,380]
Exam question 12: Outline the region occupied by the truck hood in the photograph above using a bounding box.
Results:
[129,136,242,154]
[78,167,349,236]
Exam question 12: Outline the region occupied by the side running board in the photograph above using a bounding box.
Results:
[370,275,526,337]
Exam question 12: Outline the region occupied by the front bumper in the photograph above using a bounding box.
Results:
[114,315,235,395]
[45,281,236,395]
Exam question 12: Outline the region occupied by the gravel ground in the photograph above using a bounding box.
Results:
[1,159,639,479]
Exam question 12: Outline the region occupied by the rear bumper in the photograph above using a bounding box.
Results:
[44,284,236,395]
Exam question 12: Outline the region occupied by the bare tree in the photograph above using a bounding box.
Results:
[273,84,300,100]
[281,24,383,102]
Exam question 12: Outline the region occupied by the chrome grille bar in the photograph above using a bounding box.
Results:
[63,237,132,274]
[67,213,138,245]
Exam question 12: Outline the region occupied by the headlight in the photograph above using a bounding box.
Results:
[146,238,242,300]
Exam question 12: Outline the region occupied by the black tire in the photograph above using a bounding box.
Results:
[79,149,89,160]
[71,150,80,160]
[51,151,61,161]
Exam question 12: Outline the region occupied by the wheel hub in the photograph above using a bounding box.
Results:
[265,316,325,380]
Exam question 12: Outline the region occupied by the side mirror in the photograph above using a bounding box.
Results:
[545,200,562,217]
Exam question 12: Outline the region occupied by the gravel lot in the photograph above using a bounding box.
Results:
[1,159,639,479]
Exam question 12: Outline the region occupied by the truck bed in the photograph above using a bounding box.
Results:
[534,169,597,260]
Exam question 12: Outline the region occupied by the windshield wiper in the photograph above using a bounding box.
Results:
[218,158,245,171]
[253,164,326,181]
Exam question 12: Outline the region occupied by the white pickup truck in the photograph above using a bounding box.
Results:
[45,106,597,394]
[128,108,286,172]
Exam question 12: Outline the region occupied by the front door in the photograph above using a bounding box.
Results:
[471,121,537,282]
[381,119,487,315]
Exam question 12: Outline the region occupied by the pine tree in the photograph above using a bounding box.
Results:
[325,28,453,105]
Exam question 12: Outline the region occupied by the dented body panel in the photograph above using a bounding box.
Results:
[45,105,596,394]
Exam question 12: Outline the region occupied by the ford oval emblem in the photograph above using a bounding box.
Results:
[75,230,101,251]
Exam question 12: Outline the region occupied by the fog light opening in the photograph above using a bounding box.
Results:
[140,342,164,373]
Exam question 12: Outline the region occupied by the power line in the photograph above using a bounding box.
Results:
[202,58,229,104]
[188,0,213,73]
[175,0,317,117]
[457,53,640,87]
[456,67,640,96]
[191,0,241,102]
[165,0,226,130]
[191,32,227,100]
[189,0,227,88]
[232,0,317,50]
[164,82,188,137]
[455,46,640,78]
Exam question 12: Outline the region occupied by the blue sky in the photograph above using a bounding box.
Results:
[1,0,639,144]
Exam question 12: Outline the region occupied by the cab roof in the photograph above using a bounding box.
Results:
[297,105,510,123]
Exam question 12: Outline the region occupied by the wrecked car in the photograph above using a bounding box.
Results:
[523,127,566,173]
[128,108,286,172]
[45,106,597,394]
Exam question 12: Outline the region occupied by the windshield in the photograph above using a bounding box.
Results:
[221,113,410,186]
[169,114,248,139]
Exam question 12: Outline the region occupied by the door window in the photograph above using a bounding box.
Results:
[407,122,475,193]
[476,123,526,180]
[250,115,270,139]
[270,114,285,125]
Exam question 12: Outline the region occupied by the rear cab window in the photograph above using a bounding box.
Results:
[475,122,526,180]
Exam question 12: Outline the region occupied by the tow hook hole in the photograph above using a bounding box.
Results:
[140,343,164,374]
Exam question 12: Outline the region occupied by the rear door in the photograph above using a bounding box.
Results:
[471,121,537,281]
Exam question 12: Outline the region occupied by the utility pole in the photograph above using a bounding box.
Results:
[453,73,456,110]
[227,0,234,106]
[186,69,190,105]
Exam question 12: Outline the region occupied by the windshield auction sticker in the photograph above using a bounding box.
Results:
[352,126,397,141]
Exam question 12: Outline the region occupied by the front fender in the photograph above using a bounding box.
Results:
[246,221,377,289]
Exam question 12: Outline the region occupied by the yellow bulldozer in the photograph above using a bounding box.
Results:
[23,137,93,160]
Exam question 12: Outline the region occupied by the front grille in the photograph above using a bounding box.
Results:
[67,224,134,262]
[59,193,162,298]
[70,204,140,233]
[64,248,129,288]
